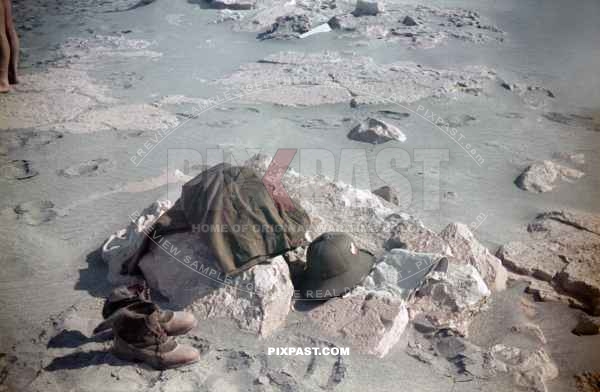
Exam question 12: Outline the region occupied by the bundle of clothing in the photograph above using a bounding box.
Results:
[123,163,311,277]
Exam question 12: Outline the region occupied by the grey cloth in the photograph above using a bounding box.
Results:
[362,249,446,299]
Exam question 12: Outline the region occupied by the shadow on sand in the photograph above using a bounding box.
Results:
[44,350,134,371]
[74,247,113,299]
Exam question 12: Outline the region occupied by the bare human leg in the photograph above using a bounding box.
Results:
[3,0,17,84]
[0,0,10,93]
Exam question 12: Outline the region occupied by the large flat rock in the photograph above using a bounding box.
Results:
[308,292,409,358]
[497,210,600,314]
[219,51,495,106]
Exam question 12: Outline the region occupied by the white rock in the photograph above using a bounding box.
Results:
[308,292,408,357]
[101,200,172,285]
[138,232,293,336]
[189,256,294,337]
[410,263,490,336]
[440,223,508,291]
[210,0,256,10]
[361,249,446,298]
[515,160,584,193]
[347,118,407,144]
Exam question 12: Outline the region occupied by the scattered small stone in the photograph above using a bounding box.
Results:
[353,0,384,17]
[401,15,417,26]
[372,185,400,205]
[443,191,457,200]
[328,14,359,31]
[572,314,599,336]
[500,81,516,91]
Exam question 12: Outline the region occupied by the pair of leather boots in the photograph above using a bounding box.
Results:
[95,284,200,370]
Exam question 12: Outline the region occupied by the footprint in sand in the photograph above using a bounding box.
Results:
[0,130,64,153]
[57,158,113,178]
[14,200,57,226]
[0,160,38,180]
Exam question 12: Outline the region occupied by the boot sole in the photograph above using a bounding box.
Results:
[112,346,199,370]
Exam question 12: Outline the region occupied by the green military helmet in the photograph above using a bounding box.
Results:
[299,232,375,300]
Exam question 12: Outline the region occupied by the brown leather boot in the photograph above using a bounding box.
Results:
[96,307,198,337]
[158,310,198,336]
[111,302,200,370]
[95,285,197,336]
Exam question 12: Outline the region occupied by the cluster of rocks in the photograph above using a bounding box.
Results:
[497,209,600,315]
[329,4,504,47]
[406,334,559,392]
[218,50,496,106]
[101,154,508,357]
[516,153,585,193]
[214,0,504,48]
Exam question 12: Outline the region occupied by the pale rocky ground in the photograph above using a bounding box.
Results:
[1,0,600,391]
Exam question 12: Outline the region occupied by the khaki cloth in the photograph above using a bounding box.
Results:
[149,163,310,276]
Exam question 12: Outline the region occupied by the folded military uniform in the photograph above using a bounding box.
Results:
[128,163,310,276]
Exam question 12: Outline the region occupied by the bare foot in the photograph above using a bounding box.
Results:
[0,80,10,93]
